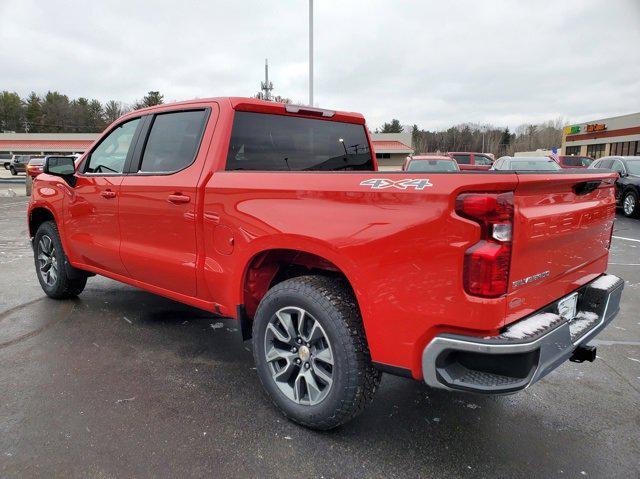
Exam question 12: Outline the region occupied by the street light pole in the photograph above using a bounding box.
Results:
[309,0,314,106]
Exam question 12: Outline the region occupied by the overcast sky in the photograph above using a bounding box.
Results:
[1,0,639,130]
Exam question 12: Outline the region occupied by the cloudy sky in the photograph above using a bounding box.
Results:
[1,0,639,130]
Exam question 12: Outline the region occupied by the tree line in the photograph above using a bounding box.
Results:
[1,87,563,156]
[0,91,164,133]
[379,118,564,157]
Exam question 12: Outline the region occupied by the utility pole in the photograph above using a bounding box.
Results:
[260,59,273,101]
[309,0,314,106]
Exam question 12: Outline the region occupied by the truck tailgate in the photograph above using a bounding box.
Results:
[505,171,618,326]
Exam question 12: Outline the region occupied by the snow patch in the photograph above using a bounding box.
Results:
[589,275,620,290]
[569,311,598,337]
[502,312,560,339]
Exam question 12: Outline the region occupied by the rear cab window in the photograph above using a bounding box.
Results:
[225,112,374,171]
[474,155,493,166]
[407,160,457,172]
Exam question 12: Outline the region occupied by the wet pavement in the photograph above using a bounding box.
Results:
[1,196,639,478]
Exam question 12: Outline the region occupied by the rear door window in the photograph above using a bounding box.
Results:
[452,154,471,164]
[226,112,374,171]
[138,110,208,173]
[598,159,613,169]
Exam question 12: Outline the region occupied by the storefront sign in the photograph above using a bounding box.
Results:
[586,123,607,133]
[564,123,607,136]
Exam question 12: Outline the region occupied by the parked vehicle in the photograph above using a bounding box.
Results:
[28,97,623,429]
[491,156,562,171]
[9,155,31,175]
[589,156,640,218]
[402,155,460,172]
[553,155,593,169]
[26,157,47,177]
[447,151,494,170]
[25,157,47,196]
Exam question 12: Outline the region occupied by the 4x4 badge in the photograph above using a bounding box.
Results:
[359,178,433,190]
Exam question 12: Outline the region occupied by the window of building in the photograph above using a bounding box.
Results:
[226,112,374,171]
[609,141,639,156]
[85,118,141,174]
[586,144,606,159]
[138,110,208,173]
[375,153,391,159]
[565,146,580,156]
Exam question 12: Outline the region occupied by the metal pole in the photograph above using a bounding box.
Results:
[309,0,314,106]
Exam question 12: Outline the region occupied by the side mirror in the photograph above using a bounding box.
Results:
[44,157,77,186]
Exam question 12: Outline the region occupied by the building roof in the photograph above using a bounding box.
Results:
[0,133,99,153]
[372,140,413,154]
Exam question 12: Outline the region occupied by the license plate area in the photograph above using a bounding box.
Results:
[558,292,579,321]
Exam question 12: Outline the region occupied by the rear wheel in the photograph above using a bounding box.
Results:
[34,221,87,299]
[252,275,381,430]
[622,190,639,218]
[9,165,17,175]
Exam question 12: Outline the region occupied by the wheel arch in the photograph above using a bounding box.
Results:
[29,206,57,238]
[238,247,367,339]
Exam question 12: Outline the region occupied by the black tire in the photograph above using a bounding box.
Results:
[10,165,17,175]
[33,221,87,299]
[622,190,640,218]
[252,275,382,430]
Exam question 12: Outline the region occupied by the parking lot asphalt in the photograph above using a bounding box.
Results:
[0,196,639,479]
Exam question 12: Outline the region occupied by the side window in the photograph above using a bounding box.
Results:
[599,159,613,169]
[138,110,208,173]
[474,155,493,166]
[611,160,625,174]
[452,154,471,164]
[85,118,140,174]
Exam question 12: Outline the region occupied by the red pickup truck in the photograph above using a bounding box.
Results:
[28,98,624,429]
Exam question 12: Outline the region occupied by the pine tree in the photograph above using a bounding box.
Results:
[24,92,42,132]
[134,91,164,110]
[380,119,403,133]
[104,100,125,125]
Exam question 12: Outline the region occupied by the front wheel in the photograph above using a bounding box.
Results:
[252,275,381,430]
[622,190,639,218]
[34,221,87,299]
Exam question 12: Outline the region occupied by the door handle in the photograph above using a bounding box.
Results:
[167,193,191,204]
[101,190,116,199]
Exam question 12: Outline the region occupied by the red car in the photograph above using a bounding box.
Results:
[28,97,623,429]
[553,155,594,169]
[402,155,460,172]
[447,151,494,170]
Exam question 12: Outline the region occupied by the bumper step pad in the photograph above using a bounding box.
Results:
[422,274,624,394]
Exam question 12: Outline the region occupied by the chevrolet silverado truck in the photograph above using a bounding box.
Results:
[28,98,624,429]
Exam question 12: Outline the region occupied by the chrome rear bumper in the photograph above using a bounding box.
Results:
[421,274,624,394]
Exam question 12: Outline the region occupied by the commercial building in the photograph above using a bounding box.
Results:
[562,112,640,159]
[370,132,414,170]
[0,133,99,156]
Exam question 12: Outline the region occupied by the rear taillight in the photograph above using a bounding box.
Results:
[456,192,514,298]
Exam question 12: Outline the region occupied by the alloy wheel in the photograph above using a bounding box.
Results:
[624,194,636,216]
[37,235,58,286]
[264,306,334,406]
